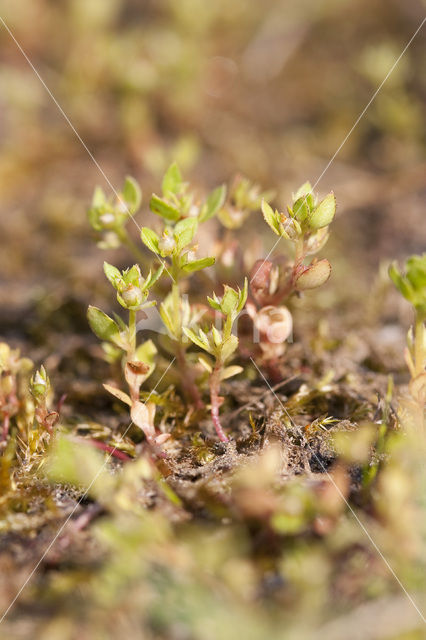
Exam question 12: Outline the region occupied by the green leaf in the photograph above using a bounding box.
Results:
[87,306,120,342]
[389,262,414,304]
[174,217,198,252]
[292,196,311,224]
[220,365,243,381]
[103,384,132,406]
[199,184,227,222]
[162,162,182,197]
[262,200,281,236]
[293,181,312,200]
[207,293,221,310]
[220,334,239,361]
[92,186,106,208]
[103,262,122,288]
[237,278,248,313]
[135,339,157,380]
[124,264,141,286]
[221,286,239,315]
[112,313,127,332]
[144,263,164,289]
[406,254,426,290]
[182,256,215,273]
[309,192,336,229]
[88,208,100,231]
[211,326,222,348]
[47,436,113,498]
[198,355,213,373]
[150,194,181,222]
[159,301,177,337]
[183,328,212,354]
[141,227,160,254]
[122,176,142,213]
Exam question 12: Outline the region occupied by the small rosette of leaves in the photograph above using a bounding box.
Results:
[389,254,426,316]
[103,261,163,311]
[87,176,142,248]
[147,162,226,224]
[184,280,248,367]
[262,182,336,241]
[141,163,222,275]
[207,279,248,322]
[218,175,274,229]
[141,218,214,273]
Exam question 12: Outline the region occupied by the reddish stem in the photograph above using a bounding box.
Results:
[88,439,132,461]
[2,414,10,441]
[210,361,228,442]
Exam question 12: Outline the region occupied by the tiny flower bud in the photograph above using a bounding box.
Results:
[186,250,197,263]
[121,285,143,308]
[254,306,293,346]
[31,369,49,398]
[159,235,176,255]
[98,232,121,249]
[281,217,298,239]
[295,259,331,290]
[250,260,274,305]
[218,206,246,229]
[98,213,116,229]
[188,204,200,217]
[221,245,236,268]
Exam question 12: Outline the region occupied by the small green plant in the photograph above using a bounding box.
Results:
[29,365,59,438]
[0,343,33,443]
[88,176,145,261]
[389,253,426,431]
[87,168,336,444]
[87,262,167,449]
[0,343,58,471]
[140,162,226,408]
[218,174,274,229]
[246,183,336,366]
[184,280,248,441]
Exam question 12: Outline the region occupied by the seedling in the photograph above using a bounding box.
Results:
[87,169,336,443]
[88,176,145,262]
[389,254,426,430]
[0,343,32,442]
[30,366,59,436]
[140,162,226,408]
[184,280,248,442]
[87,262,168,448]
[218,174,274,229]
[259,182,335,301]
[248,183,336,363]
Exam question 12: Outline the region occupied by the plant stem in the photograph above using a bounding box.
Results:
[294,236,305,267]
[176,344,204,410]
[117,228,148,266]
[172,281,181,339]
[414,314,425,377]
[128,309,137,360]
[171,277,204,409]
[2,414,9,441]
[210,359,228,442]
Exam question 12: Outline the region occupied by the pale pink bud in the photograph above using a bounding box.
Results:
[254,305,293,345]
